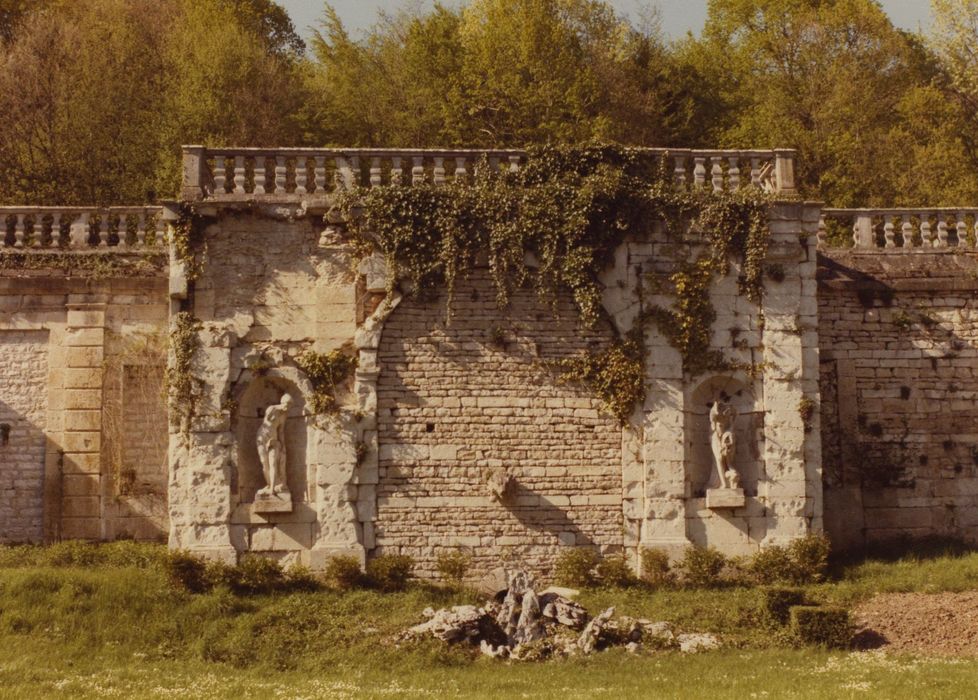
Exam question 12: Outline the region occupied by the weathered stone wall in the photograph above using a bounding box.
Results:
[818,250,978,549]
[0,268,168,542]
[375,270,623,577]
[0,330,49,542]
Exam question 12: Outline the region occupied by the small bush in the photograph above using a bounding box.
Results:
[639,547,673,588]
[553,548,599,588]
[788,534,830,584]
[790,606,851,648]
[284,564,321,592]
[231,555,285,595]
[325,555,364,590]
[45,541,100,567]
[166,551,211,593]
[761,586,807,626]
[749,545,797,585]
[677,546,726,588]
[595,554,636,588]
[435,550,471,586]
[366,553,414,592]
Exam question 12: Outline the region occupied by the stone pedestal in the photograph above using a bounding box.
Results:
[706,488,745,509]
[254,492,293,513]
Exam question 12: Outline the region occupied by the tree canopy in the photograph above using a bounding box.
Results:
[0,0,975,206]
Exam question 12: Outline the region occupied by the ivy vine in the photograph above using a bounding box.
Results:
[338,144,773,422]
[166,312,201,434]
[296,349,358,414]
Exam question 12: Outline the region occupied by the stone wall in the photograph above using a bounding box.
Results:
[0,266,168,542]
[818,250,978,549]
[375,270,623,577]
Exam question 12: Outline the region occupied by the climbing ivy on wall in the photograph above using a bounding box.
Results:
[339,144,772,423]
[166,311,201,434]
[296,349,358,414]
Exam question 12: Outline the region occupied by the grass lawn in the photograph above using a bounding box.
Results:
[0,541,976,699]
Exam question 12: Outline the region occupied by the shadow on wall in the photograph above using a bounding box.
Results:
[506,480,597,548]
[0,399,45,543]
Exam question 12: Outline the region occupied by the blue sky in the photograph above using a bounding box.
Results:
[279,0,933,40]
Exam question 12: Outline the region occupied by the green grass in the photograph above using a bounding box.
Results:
[0,540,977,698]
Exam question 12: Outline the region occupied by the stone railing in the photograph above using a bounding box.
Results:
[182,146,797,199]
[821,208,978,249]
[0,206,165,250]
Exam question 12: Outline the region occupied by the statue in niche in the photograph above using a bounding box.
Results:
[256,393,293,503]
[710,399,739,489]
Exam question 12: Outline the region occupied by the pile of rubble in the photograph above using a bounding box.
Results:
[405,570,719,660]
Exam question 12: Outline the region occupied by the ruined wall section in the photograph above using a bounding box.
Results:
[818,250,978,548]
[0,269,168,542]
[375,270,623,577]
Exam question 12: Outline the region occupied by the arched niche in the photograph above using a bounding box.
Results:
[233,370,311,506]
[685,375,764,497]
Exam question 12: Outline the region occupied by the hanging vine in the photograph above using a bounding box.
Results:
[338,144,773,422]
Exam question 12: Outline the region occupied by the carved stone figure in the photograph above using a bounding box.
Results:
[256,393,292,499]
[487,466,512,503]
[710,400,738,489]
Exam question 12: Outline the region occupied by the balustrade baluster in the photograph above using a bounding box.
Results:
[99,214,109,247]
[13,214,24,248]
[727,156,741,189]
[295,157,308,195]
[136,211,147,247]
[693,158,707,188]
[350,156,361,187]
[853,214,875,248]
[390,157,402,186]
[901,215,914,249]
[937,217,949,247]
[817,216,826,247]
[154,213,165,246]
[28,215,41,248]
[412,156,425,184]
[314,156,326,193]
[957,213,969,247]
[920,215,933,248]
[233,156,246,193]
[433,157,445,185]
[508,155,520,172]
[274,156,287,193]
[213,156,226,195]
[370,157,382,187]
[454,157,467,184]
[673,155,687,186]
[750,158,762,188]
[254,157,267,194]
[883,215,895,248]
[116,213,129,249]
[51,213,62,248]
[711,158,724,192]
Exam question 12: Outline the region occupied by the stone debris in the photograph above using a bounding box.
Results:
[403,569,717,660]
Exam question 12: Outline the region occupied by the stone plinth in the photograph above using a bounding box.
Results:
[254,492,293,513]
[706,488,745,509]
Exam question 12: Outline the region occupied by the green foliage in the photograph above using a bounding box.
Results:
[324,555,363,590]
[558,328,644,424]
[283,564,321,592]
[594,554,636,588]
[639,547,674,588]
[749,546,798,585]
[677,545,727,588]
[227,555,285,595]
[166,550,211,593]
[166,312,201,433]
[365,554,414,592]
[749,535,831,585]
[789,606,852,649]
[0,540,169,570]
[295,349,357,414]
[760,586,807,626]
[435,550,472,586]
[552,547,599,588]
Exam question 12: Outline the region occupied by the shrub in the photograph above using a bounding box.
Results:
[788,534,830,584]
[366,553,414,592]
[325,555,363,590]
[761,586,807,626]
[231,555,285,595]
[166,551,211,593]
[790,606,851,648]
[284,564,321,592]
[749,545,797,585]
[595,554,636,588]
[435,550,471,586]
[677,546,726,588]
[45,541,100,567]
[553,548,599,588]
[639,547,674,588]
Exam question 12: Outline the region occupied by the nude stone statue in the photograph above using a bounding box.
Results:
[710,399,738,489]
[257,393,292,498]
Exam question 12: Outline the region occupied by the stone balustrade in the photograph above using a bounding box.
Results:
[0,206,165,250]
[182,146,797,200]
[821,208,978,249]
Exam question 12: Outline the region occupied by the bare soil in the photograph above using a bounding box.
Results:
[855,592,978,656]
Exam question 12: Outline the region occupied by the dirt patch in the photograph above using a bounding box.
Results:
[855,592,978,656]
